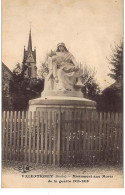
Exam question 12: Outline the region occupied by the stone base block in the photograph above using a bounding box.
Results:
[29,96,96,112]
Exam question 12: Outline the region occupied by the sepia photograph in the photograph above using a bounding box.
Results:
[1,0,123,188]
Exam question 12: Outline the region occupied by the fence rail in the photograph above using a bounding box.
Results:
[2,110,123,165]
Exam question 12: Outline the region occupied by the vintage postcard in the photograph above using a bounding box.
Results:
[2,0,123,188]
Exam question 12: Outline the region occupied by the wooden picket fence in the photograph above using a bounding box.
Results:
[2,110,123,166]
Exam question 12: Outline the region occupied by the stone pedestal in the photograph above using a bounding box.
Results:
[28,95,97,166]
[29,96,96,112]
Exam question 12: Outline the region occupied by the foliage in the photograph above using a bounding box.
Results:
[81,65,101,100]
[2,64,13,110]
[38,50,56,79]
[99,85,123,112]
[9,63,44,110]
[98,40,123,112]
[108,40,123,83]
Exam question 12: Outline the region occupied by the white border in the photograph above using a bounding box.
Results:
[0,0,124,194]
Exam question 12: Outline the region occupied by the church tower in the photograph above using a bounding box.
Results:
[22,29,37,78]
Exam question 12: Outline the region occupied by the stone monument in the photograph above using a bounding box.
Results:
[29,43,96,112]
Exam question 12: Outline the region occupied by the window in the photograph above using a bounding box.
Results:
[28,67,32,77]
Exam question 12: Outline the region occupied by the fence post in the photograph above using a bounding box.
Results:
[36,111,40,164]
[25,111,28,162]
[57,111,61,166]
[17,111,21,161]
[99,112,103,162]
[119,113,123,164]
[28,111,32,163]
[61,111,65,164]
[2,111,6,161]
[107,112,111,163]
[33,111,36,163]
[66,111,70,164]
[40,111,44,164]
[115,112,119,164]
[14,111,17,161]
[45,111,48,165]
[49,111,52,165]
[53,111,56,166]
[9,111,13,161]
[70,111,74,163]
[5,111,9,162]
[21,111,24,162]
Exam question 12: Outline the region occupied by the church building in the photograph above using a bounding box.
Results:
[22,29,37,78]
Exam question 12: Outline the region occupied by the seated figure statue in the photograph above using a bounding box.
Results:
[42,43,83,97]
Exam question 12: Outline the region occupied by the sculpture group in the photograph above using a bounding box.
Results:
[42,43,83,97]
[29,42,96,112]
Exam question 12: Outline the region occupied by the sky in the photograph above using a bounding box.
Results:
[2,0,123,90]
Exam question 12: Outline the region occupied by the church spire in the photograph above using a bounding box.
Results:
[22,28,37,78]
[28,28,32,51]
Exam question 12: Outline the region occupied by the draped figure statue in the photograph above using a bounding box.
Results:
[42,43,83,97]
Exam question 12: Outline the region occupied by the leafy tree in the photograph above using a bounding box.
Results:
[81,65,101,100]
[99,40,123,112]
[108,40,123,83]
[2,63,13,110]
[38,50,55,79]
[9,63,44,110]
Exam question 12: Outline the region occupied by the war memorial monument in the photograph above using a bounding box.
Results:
[29,43,96,112]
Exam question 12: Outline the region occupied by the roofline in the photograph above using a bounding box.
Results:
[102,81,121,93]
[2,62,13,75]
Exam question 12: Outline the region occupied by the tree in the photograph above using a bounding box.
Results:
[99,40,123,112]
[2,62,14,110]
[38,50,55,79]
[9,63,44,110]
[81,65,101,101]
[108,40,123,83]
